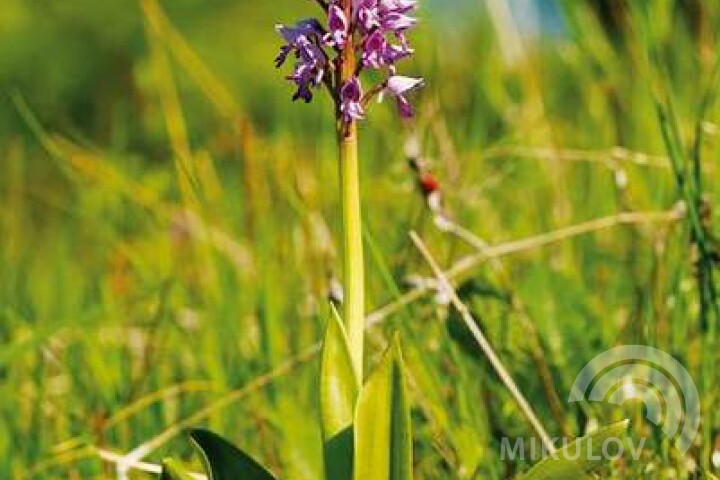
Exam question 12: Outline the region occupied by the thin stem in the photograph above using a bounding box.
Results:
[365,209,683,327]
[440,218,571,437]
[410,231,555,452]
[339,126,365,379]
[361,81,387,107]
[481,145,670,169]
[337,0,365,379]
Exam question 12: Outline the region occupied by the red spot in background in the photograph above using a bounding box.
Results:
[420,173,440,195]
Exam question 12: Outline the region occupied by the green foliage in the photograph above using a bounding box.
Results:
[3,1,720,479]
[519,421,629,480]
[319,307,359,480]
[354,336,413,480]
[183,327,413,480]
[189,429,277,480]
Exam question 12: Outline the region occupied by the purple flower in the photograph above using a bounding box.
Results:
[380,11,417,31]
[383,75,424,117]
[355,0,417,72]
[355,0,417,34]
[275,19,327,103]
[361,30,387,68]
[275,0,422,120]
[354,0,380,32]
[340,77,365,121]
[324,4,349,49]
[361,30,411,68]
[275,19,324,66]
[379,0,417,14]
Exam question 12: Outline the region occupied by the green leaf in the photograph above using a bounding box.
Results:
[160,459,195,480]
[189,428,276,480]
[353,334,413,480]
[518,420,629,480]
[319,306,360,480]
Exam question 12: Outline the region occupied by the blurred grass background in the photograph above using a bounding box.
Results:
[2,0,720,478]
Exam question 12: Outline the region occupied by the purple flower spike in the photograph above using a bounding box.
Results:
[384,75,424,118]
[340,77,365,121]
[275,0,422,121]
[325,4,349,49]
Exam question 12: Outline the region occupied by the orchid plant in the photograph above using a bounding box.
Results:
[160,2,421,480]
[275,0,424,379]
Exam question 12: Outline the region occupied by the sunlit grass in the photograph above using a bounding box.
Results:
[2,1,720,479]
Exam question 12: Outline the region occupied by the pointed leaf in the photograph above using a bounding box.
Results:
[353,335,413,480]
[189,428,276,480]
[319,306,360,480]
[519,420,629,480]
[320,306,361,437]
[161,459,196,480]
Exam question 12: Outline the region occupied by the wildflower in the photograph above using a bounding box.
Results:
[379,11,417,32]
[379,0,418,14]
[325,4,349,49]
[361,30,411,68]
[383,75,424,117]
[275,19,324,67]
[356,0,418,32]
[355,0,380,32]
[275,19,327,102]
[361,30,386,68]
[340,77,365,121]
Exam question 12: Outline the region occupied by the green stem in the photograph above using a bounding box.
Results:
[337,0,364,380]
[339,123,364,380]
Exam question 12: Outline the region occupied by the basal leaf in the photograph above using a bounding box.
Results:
[518,420,629,480]
[353,334,413,480]
[189,428,276,480]
[319,306,360,480]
